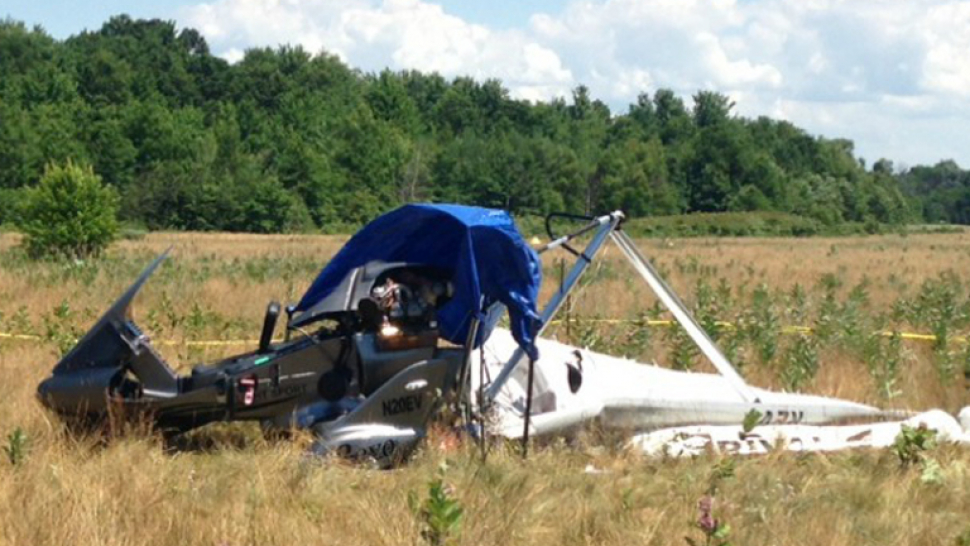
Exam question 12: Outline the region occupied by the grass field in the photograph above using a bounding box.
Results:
[2,230,970,545]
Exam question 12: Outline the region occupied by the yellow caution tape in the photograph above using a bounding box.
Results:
[155,339,265,347]
[0,332,42,341]
[886,332,944,342]
[0,331,282,347]
[0,321,964,345]
[546,318,966,344]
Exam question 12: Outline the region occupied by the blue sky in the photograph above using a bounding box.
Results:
[3,0,566,36]
[437,0,566,29]
[4,0,969,167]
[3,0,177,38]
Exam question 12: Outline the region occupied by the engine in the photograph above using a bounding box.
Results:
[357,266,453,351]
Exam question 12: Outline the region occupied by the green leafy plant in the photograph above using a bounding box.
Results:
[3,305,33,337]
[780,335,818,391]
[935,346,957,386]
[836,280,871,355]
[41,300,81,357]
[694,278,722,342]
[812,274,841,344]
[707,457,736,495]
[4,427,28,466]
[668,325,698,371]
[410,476,464,546]
[685,458,736,545]
[866,332,903,399]
[902,274,970,385]
[742,284,779,366]
[892,423,937,467]
[742,409,762,435]
[19,160,120,259]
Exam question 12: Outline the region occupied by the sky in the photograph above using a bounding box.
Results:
[4,0,969,168]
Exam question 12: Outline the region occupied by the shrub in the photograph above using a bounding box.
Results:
[19,160,119,259]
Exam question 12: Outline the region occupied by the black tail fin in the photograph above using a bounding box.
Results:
[38,250,179,415]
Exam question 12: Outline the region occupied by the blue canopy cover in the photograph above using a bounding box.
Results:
[295,204,542,357]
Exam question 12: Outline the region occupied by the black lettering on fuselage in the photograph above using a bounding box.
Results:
[759,409,805,425]
[252,383,307,403]
[382,395,423,416]
[339,439,398,461]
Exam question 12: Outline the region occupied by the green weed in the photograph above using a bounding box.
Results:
[40,300,81,356]
[742,284,779,366]
[780,335,818,391]
[410,474,464,546]
[4,427,28,466]
[892,424,937,467]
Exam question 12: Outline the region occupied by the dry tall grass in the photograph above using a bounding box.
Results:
[2,231,970,545]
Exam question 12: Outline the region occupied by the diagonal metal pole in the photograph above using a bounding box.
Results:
[483,212,624,404]
[610,230,756,403]
[456,312,482,428]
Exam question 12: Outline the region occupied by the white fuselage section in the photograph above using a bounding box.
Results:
[479,329,894,439]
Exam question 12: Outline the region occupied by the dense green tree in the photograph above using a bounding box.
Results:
[597,137,680,216]
[654,89,694,146]
[366,70,421,135]
[433,77,484,136]
[0,14,964,233]
[81,108,138,188]
[692,90,734,128]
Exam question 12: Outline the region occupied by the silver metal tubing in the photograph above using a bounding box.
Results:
[537,212,619,255]
[610,230,756,403]
[483,212,624,403]
[456,314,482,421]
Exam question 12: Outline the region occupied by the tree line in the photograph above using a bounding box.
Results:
[0,16,967,233]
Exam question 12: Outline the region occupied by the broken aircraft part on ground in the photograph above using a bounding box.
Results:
[630,408,970,458]
[36,204,970,464]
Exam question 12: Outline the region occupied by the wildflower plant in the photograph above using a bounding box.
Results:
[685,494,731,546]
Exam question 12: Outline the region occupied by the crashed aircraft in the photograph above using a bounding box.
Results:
[36,205,970,463]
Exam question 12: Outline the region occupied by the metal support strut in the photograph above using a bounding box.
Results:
[610,230,756,403]
[484,211,624,403]
[482,209,757,430]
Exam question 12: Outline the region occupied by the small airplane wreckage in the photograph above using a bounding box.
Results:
[37,205,970,464]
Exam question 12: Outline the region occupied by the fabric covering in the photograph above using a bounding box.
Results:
[295,204,542,357]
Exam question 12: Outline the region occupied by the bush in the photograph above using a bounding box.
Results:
[19,161,119,259]
[623,211,824,238]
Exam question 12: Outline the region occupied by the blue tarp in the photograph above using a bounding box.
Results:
[295,204,542,358]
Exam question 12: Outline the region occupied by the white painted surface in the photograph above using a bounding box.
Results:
[479,329,894,441]
[631,409,970,457]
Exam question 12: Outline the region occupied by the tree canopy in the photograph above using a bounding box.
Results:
[0,16,964,232]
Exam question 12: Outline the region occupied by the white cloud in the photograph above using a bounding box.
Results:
[920,2,970,99]
[181,0,574,102]
[180,0,970,166]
